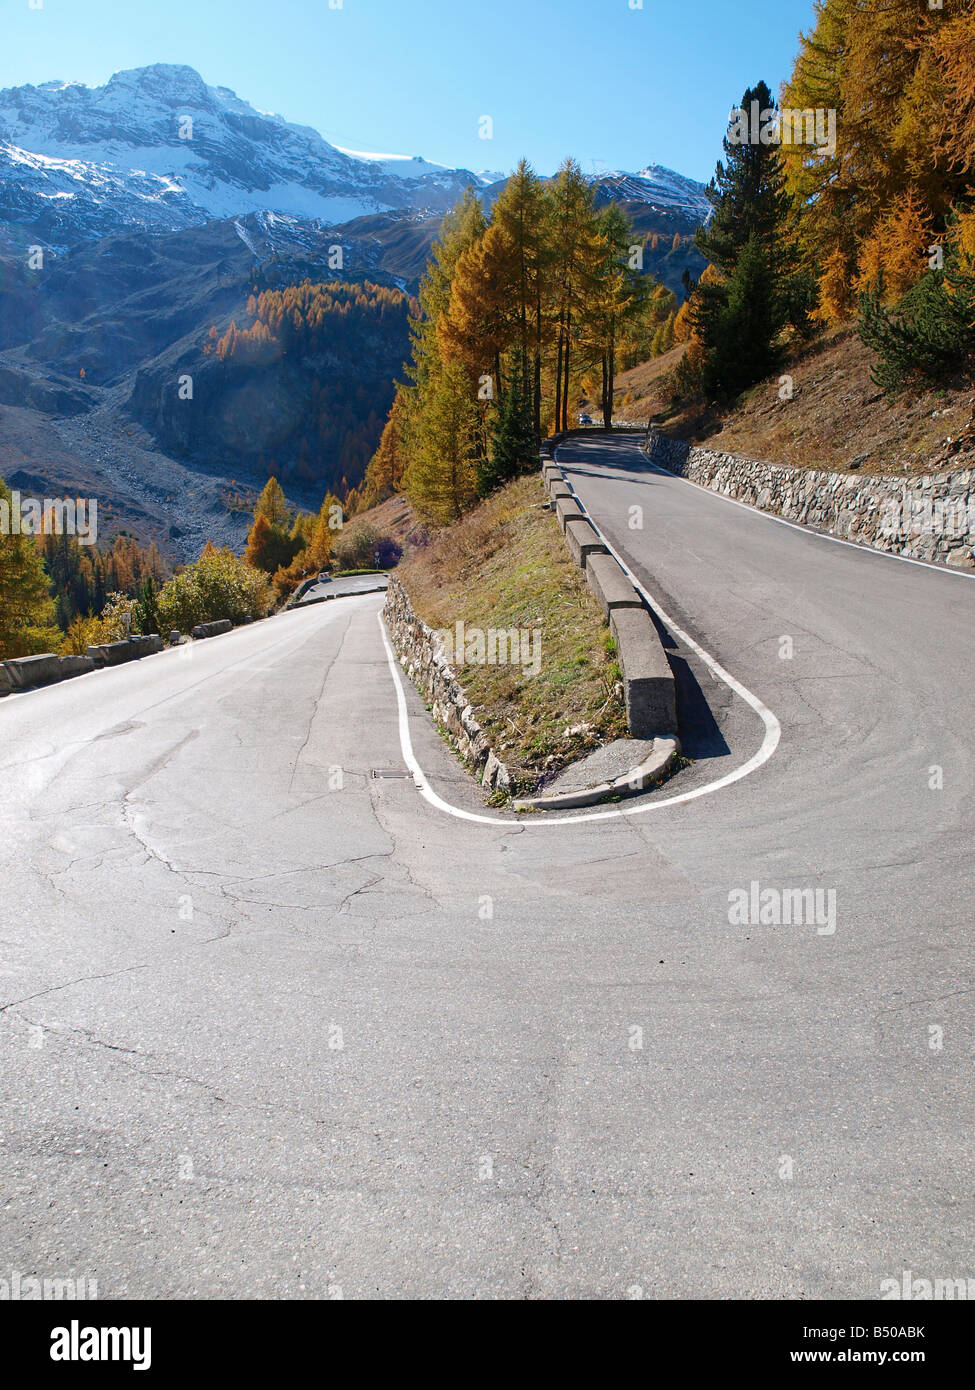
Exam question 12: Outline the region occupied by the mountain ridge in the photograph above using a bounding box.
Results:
[0,63,710,247]
[0,63,710,560]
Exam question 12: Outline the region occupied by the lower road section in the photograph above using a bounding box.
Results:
[1,434,972,1298]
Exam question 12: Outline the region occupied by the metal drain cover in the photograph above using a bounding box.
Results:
[371,769,411,780]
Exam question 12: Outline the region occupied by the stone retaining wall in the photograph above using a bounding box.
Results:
[645,428,975,569]
[382,579,513,792]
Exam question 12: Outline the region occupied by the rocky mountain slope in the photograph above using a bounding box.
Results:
[0,64,493,249]
[0,64,711,559]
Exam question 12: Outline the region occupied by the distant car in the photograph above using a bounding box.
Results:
[318,572,332,583]
[578,413,593,426]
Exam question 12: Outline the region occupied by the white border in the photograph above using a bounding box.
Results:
[626,438,975,581]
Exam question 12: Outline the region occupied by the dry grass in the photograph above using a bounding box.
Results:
[397,475,627,790]
[346,493,422,548]
[606,343,688,423]
[609,327,975,476]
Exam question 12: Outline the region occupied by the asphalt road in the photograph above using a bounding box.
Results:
[292,573,389,606]
[1,432,972,1299]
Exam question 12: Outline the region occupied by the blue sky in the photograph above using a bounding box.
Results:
[2,0,817,183]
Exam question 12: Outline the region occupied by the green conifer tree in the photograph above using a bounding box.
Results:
[0,477,61,658]
[478,358,536,497]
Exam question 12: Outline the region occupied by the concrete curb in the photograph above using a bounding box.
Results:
[191,619,233,640]
[59,654,96,678]
[564,517,608,567]
[512,735,680,811]
[2,635,164,696]
[291,581,388,609]
[587,551,645,620]
[555,495,586,531]
[610,606,678,736]
[542,454,680,742]
[2,653,62,690]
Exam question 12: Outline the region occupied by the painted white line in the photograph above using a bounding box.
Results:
[578,434,975,581]
[377,472,783,826]
[379,613,515,827]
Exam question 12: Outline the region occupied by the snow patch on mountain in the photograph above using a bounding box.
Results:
[0,64,488,243]
[0,65,712,249]
[589,163,711,219]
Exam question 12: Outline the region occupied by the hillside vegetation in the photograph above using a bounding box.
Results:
[361,2,975,523]
[357,160,681,526]
[397,476,626,792]
[610,331,975,478]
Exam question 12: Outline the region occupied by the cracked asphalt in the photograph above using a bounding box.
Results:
[1,432,973,1299]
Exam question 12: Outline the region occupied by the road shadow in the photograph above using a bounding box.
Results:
[553,439,732,763]
[644,605,730,762]
[560,452,673,487]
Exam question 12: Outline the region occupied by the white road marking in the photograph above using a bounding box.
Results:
[377,453,783,825]
[578,435,975,581]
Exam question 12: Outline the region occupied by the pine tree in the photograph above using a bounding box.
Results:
[438,224,512,397]
[583,202,644,428]
[814,247,856,325]
[547,160,602,432]
[684,82,790,398]
[855,189,933,303]
[478,357,535,497]
[406,190,487,397]
[253,476,290,530]
[696,81,790,279]
[403,361,480,524]
[134,575,161,637]
[243,512,273,571]
[0,477,61,658]
[401,190,487,522]
[361,390,408,507]
[933,5,975,174]
[244,477,299,574]
[486,160,551,439]
[244,512,298,575]
[700,233,786,400]
[858,229,975,393]
[651,312,675,357]
[783,0,964,324]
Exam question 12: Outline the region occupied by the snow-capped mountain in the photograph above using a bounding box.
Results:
[589,164,711,220]
[335,146,501,188]
[0,64,711,559]
[0,65,711,251]
[0,64,489,247]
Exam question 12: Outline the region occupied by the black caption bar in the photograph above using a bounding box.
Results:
[1,1299,968,1376]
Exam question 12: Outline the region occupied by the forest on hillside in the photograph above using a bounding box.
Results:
[354,160,679,524]
[161,279,421,495]
[672,0,975,402]
[358,0,975,527]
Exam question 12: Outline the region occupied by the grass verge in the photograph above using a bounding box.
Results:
[607,328,975,476]
[396,475,627,792]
